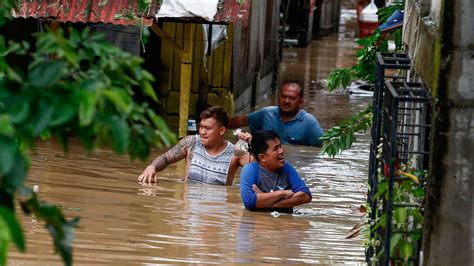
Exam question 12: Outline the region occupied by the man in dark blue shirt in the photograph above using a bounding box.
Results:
[228,83,324,146]
[240,130,312,212]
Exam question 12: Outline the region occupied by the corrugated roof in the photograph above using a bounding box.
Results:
[12,0,250,26]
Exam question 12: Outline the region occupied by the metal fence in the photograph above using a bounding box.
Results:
[367,53,431,265]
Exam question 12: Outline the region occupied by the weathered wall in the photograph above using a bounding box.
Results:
[233,0,281,113]
[158,23,234,128]
[404,0,473,265]
[156,0,281,128]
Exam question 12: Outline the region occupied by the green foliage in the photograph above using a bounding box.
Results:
[21,192,80,266]
[322,3,406,155]
[0,207,25,257]
[366,164,426,264]
[0,0,18,26]
[326,68,355,92]
[2,26,176,157]
[0,1,175,264]
[320,104,372,157]
[326,3,405,91]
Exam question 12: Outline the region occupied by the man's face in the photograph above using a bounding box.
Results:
[259,138,285,171]
[199,117,225,146]
[278,85,303,116]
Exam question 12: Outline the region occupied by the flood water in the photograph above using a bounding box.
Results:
[9,6,372,266]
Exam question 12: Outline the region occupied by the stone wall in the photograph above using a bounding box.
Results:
[403,1,473,265]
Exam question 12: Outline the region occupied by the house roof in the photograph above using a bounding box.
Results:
[12,0,250,26]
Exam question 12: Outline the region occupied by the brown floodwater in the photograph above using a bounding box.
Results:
[8,7,372,265]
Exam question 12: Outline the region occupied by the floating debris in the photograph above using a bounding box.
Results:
[271,211,280,218]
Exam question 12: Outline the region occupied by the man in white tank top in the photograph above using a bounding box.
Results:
[138,106,252,185]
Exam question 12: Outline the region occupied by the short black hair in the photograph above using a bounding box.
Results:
[200,106,228,127]
[250,130,280,162]
[281,82,303,98]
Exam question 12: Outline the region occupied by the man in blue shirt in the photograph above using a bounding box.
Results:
[240,130,312,212]
[228,82,324,146]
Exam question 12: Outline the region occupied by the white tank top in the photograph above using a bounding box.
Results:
[188,135,234,185]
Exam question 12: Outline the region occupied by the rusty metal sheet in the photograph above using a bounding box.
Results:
[214,0,250,26]
[12,0,250,26]
[13,0,157,26]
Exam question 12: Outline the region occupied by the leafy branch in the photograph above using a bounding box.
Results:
[320,104,373,157]
[326,2,405,91]
[322,3,405,157]
[0,2,175,265]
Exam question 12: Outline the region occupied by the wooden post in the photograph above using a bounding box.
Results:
[178,24,195,138]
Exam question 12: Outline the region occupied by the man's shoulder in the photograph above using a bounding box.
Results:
[254,106,278,114]
[241,163,259,181]
[179,134,198,148]
[242,162,258,171]
[299,109,320,124]
[282,161,295,170]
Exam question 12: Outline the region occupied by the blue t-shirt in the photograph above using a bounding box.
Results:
[247,106,324,146]
[240,161,312,210]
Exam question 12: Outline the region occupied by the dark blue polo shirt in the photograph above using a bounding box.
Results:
[248,106,324,146]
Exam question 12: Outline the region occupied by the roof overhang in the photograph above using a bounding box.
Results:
[12,0,250,26]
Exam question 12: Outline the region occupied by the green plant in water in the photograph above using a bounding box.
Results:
[0,1,176,265]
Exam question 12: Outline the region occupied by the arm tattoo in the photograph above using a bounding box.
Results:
[151,135,196,172]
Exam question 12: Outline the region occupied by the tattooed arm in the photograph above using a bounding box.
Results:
[138,136,196,183]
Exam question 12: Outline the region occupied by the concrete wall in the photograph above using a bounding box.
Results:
[404,1,473,265]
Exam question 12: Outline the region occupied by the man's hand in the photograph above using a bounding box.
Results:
[237,131,252,143]
[138,165,158,183]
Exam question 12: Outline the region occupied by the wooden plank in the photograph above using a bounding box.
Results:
[150,23,183,57]
[197,25,209,114]
[211,43,224,87]
[178,23,195,138]
[160,22,175,97]
[222,24,233,88]
[191,25,202,94]
[172,23,183,92]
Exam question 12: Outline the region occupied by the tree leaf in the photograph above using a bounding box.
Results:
[7,99,29,124]
[0,207,25,251]
[23,194,77,266]
[400,240,413,261]
[27,61,65,88]
[0,215,11,266]
[0,135,17,175]
[78,91,98,126]
[394,207,407,224]
[142,80,158,102]
[32,100,55,136]
[49,102,76,127]
[0,115,15,137]
[3,152,28,194]
[103,89,133,114]
[390,233,402,254]
[49,223,74,266]
[108,115,129,155]
[374,181,388,200]
[147,110,168,131]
